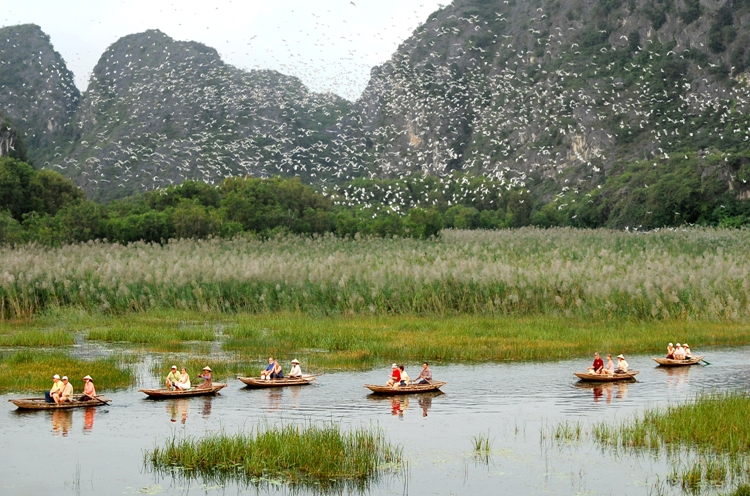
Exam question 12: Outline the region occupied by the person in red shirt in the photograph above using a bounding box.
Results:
[587,352,604,374]
[386,364,401,387]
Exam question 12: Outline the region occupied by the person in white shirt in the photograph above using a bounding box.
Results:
[683,343,692,359]
[674,344,685,360]
[289,359,302,378]
[615,354,629,373]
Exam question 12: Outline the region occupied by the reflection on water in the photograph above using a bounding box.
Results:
[168,399,189,424]
[366,391,443,418]
[83,407,95,433]
[201,396,212,419]
[51,409,72,437]
[661,364,692,388]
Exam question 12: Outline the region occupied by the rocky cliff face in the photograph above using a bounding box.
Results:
[62,30,369,201]
[3,0,750,203]
[356,0,750,195]
[0,24,79,165]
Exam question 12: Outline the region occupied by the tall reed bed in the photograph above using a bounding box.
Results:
[220,313,748,368]
[145,423,402,490]
[1,228,749,320]
[0,350,134,391]
[593,392,750,492]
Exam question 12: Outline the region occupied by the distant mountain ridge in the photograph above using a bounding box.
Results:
[2,0,750,206]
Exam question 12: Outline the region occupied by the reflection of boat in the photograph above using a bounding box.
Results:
[652,356,705,366]
[574,371,639,382]
[237,376,315,388]
[9,395,112,410]
[364,381,447,394]
[139,384,226,398]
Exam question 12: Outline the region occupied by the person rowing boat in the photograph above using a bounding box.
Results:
[288,359,302,378]
[195,367,212,389]
[80,375,97,401]
[614,354,629,374]
[415,362,432,384]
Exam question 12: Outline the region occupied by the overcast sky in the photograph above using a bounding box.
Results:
[2,0,445,101]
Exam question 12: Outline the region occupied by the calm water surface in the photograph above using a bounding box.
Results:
[2,347,749,496]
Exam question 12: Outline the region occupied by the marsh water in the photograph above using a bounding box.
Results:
[2,347,750,496]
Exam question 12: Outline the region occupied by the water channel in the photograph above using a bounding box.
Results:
[2,346,749,495]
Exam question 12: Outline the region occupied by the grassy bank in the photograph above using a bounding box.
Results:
[1,228,749,320]
[145,423,402,489]
[2,309,749,371]
[0,350,134,391]
[594,393,750,492]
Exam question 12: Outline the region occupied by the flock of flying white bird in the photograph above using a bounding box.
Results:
[1,1,750,210]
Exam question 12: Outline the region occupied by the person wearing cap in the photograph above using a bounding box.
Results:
[196,366,213,389]
[666,343,675,359]
[289,359,302,378]
[80,375,97,401]
[261,357,275,380]
[587,352,604,374]
[684,343,692,359]
[386,364,401,387]
[615,354,629,374]
[166,365,181,390]
[57,376,74,403]
[175,367,191,390]
[674,343,685,360]
[46,374,62,403]
[415,362,432,384]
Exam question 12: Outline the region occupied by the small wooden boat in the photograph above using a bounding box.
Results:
[574,371,639,382]
[9,395,112,410]
[652,355,705,366]
[237,376,316,388]
[139,383,227,398]
[364,381,447,395]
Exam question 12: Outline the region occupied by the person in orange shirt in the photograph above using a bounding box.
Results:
[81,375,97,401]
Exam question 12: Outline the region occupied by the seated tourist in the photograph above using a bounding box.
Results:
[261,357,275,380]
[415,362,432,384]
[175,367,191,390]
[587,352,604,374]
[386,364,401,387]
[604,354,615,375]
[399,365,410,386]
[289,359,302,378]
[57,376,73,403]
[46,374,62,403]
[666,343,674,359]
[166,365,181,390]
[270,359,284,379]
[674,343,685,360]
[80,375,96,401]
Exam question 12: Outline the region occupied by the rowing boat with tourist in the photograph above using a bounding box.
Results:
[239,358,316,388]
[140,364,226,398]
[365,362,447,394]
[8,373,110,409]
[575,352,639,382]
[653,341,706,366]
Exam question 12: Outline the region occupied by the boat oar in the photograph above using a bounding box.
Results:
[701,358,711,366]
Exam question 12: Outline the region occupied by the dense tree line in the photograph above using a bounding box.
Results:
[1,153,749,246]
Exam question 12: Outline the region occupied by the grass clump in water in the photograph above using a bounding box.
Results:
[0,350,134,391]
[594,392,750,492]
[145,423,403,490]
[0,329,75,347]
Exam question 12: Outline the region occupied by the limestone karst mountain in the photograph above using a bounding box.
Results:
[0,24,79,165]
[2,0,750,208]
[357,0,750,192]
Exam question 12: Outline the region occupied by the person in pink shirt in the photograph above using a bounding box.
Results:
[80,375,97,401]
